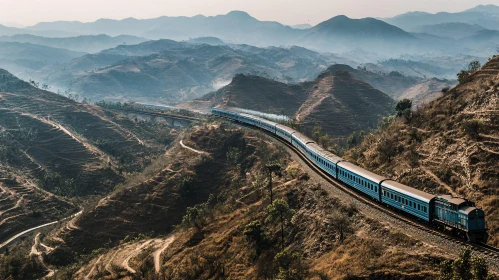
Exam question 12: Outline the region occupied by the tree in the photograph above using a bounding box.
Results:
[266,199,294,250]
[472,255,489,280]
[458,61,481,84]
[312,125,322,142]
[395,99,412,117]
[274,250,305,280]
[244,220,267,256]
[468,61,481,72]
[265,162,282,204]
[329,211,354,242]
[181,194,215,233]
[438,246,492,280]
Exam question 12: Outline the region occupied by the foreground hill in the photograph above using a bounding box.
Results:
[0,69,176,245]
[344,55,499,246]
[11,123,452,279]
[189,69,395,137]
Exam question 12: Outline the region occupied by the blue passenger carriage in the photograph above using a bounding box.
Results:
[291,132,314,157]
[307,143,342,179]
[381,180,435,221]
[337,162,384,201]
[275,124,296,143]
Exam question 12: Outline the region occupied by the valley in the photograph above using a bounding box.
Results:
[0,2,498,279]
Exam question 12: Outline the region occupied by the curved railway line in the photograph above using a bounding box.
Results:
[226,118,499,262]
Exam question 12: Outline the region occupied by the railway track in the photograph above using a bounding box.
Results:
[228,118,499,261]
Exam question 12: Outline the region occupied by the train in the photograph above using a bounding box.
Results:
[211,108,488,243]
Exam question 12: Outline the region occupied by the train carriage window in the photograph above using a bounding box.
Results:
[417,204,420,210]
[375,186,377,192]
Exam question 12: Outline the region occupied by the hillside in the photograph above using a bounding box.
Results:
[412,22,487,39]
[0,34,148,53]
[34,40,345,104]
[9,123,454,279]
[344,55,499,246]
[299,15,417,54]
[384,6,499,31]
[398,78,456,108]
[0,69,176,245]
[0,41,85,81]
[325,64,421,98]
[190,70,395,138]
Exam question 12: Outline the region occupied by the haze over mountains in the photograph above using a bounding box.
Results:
[0,5,497,55]
[0,4,496,106]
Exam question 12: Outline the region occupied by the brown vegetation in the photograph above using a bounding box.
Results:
[344,55,499,246]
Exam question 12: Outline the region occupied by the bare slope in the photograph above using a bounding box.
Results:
[192,70,395,137]
[0,69,174,244]
[344,55,499,246]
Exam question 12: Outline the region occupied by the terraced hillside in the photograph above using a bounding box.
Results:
[344,55,499,246]
[0,69,176,245]
[189,70,395,138]
[35,124,460,279]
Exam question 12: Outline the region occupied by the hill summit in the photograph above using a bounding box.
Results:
[191,69,395,137]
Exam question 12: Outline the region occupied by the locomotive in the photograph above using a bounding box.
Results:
[211,108,488,243]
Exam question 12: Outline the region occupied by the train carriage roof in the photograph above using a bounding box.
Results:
[459,206,484,216]
[337,162,386,184]
[275,124,296,134]
[381,180,435,203]
[292,131,314,145]
[307,143,343,163]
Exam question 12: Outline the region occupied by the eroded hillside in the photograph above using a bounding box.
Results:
[344,55,499,246]
[21,123,451,279]
[190,70,395,138]
[0,69,177,247]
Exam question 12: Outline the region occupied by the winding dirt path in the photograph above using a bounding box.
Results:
[122,240,154,274]
[180,139,207,155]
[84,255,103,280]
[153,236,175,274]
[0,210,82,249]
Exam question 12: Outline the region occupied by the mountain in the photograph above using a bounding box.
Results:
[397,78,456,108]
[324,64,421,99]
[412,22,487,39]
[0,34,148,53]
[34,40,348,104]
[291,24,312,29]
[299,15,417,54]
[384,5,499,31]
[28,11,302,47]
[192,69,395,137]
[186,37,226,45]
[0,42,84,63]
[0,42,85,78]
[464,4,499,15]
[0,69,175,247]
[4,120,442,279]
[344,55,499,247]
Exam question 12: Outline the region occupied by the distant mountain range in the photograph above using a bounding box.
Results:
[32,39,354,103]
[0,34,147,53]
[383,5,499,31]
[1,6,497,56]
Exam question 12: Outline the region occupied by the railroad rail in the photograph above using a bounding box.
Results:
[227,118,499,261]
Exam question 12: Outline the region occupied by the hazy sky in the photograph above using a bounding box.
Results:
[1,0,498,27]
